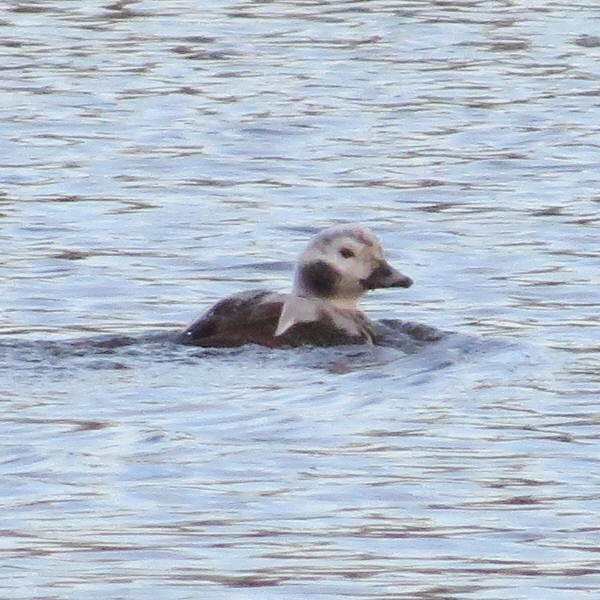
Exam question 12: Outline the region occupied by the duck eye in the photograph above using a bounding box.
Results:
[339,247,355,259]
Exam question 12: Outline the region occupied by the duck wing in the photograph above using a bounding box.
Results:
[178,290,375,349]
[177,290,284,347]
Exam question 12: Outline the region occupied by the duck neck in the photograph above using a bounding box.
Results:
[292,287,361,312]
[329,296,361,311]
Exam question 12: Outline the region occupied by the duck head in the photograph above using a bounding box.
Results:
[291,223,413,310]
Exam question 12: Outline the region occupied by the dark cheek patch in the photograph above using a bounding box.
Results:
[300,260,339,297]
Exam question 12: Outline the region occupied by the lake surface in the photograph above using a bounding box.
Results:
[1,1,599,599]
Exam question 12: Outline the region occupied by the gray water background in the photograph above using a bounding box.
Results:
[1,1,599,599]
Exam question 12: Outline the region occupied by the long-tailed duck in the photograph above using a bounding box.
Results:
[177,224,413,348]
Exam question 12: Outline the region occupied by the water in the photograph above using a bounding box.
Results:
[1,1,599,598]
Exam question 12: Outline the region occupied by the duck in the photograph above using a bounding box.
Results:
[177,224,413,348]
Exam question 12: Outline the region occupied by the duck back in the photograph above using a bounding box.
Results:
[177,289,373,348]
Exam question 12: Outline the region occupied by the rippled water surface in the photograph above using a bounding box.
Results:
[1,1,599,599]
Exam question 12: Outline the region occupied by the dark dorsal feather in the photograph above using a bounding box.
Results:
[177,289,371,348]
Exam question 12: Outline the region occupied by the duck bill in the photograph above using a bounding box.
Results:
[361,261,413,290]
